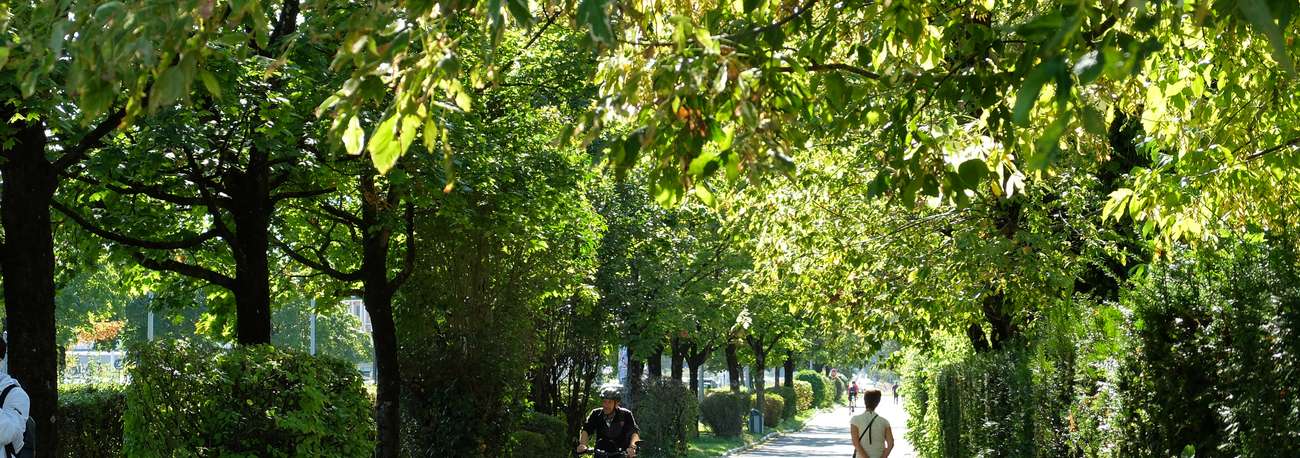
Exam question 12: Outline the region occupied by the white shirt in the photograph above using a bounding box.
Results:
[850,409,889,458]
[0,373,29,453]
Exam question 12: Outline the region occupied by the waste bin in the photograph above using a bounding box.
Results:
[749,408,764,434]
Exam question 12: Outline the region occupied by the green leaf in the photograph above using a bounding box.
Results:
[48,21,68,57]
[0,47,9,70]
[1013,57,1063,125]
[1081,105,1106,136]
[957,159,988,189]
[1027,111,1070,171]
[342,116,365,155]
[694,183,717,207]
[743,0,763,14]
[1238,0,1295,74]
[825,72,848,109]
[506,0,533,27]
[151,66,189,111]
[199,70,222,99]
[368,114,402,173]
[578,0,614,45]
[1072,50,1105,85]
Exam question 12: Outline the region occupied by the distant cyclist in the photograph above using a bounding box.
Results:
[577,386,641,457]
[848,380,860,412]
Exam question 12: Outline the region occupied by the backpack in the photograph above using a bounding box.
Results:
[0,385,34,458]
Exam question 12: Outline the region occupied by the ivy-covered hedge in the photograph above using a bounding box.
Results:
[123,339,375,457]
[61,384,126,457]
[792,380,814,413]
[699,392,748,437]
[795,370,833,408]
[510,411,569,458]
[636,379,698,457]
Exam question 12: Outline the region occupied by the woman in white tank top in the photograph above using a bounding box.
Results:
[849,388,894,458]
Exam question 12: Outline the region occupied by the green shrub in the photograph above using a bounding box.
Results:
[749,393,783,427]
[61,384,126,457]
[832,375,847,404]
[796,370,833,408]
[792,380,814,413]
[510,412,568,458]
[774,386,798,419]
[123,339,375,457]
[1115,240,1300,456]
[636,379,698,457]
[699,392,748,437]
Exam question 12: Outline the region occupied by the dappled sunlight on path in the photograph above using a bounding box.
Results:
[731,399,915,458]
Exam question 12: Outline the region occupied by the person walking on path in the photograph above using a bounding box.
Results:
[0,338,32,457]
[850,388,894,458]
[892,382,900,404]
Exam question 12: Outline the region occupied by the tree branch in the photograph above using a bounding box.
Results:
[52,200,219,250]
[320,201,362,226]
[722,0,820,40]
[133,252,236,290]
[181,144,237,241]
[778,63,881,79]
[273,237,363,282]
[271,187,336,203]
[54,107,128,171]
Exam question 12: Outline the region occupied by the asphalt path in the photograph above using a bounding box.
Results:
[730,397,916,458]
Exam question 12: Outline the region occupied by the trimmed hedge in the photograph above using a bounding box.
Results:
[749,393,784,427]
[774,386,799,419]
[796,370,834,408]
[637,379,698,457]
[699,392,748,437]
[511,411,569,458]
[124,339,375,457]
[61,384,126,457]
[792,380,814,413]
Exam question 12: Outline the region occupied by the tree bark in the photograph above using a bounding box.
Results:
[747,336,768,417]
[0,113,60,457]
[670,337,686,382]
[783,354,795,388]
[686,343,714,396]
[725,342,741,394]
[647,346,663,379]
[226,148,275,345]
[358,173,406,458]
[626,354,644,409]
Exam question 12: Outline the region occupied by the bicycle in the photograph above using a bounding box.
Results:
[577,447,628,458]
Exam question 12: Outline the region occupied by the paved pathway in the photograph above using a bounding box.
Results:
[731,398,916,458]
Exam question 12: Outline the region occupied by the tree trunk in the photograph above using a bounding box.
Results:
[626,355,644,409]
[725,342,741,394]
[647,346,663,379]
[366,291,401,458]
[687,344,713,396]
[747,337,768,418]
[772,365,780,387]
[359,174,404,458]
[227,150,274,345]
[670,337,686,382]
[0,114,60,457]
[783,354,795,388]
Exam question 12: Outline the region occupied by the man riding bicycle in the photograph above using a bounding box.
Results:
[577,386,641,457]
